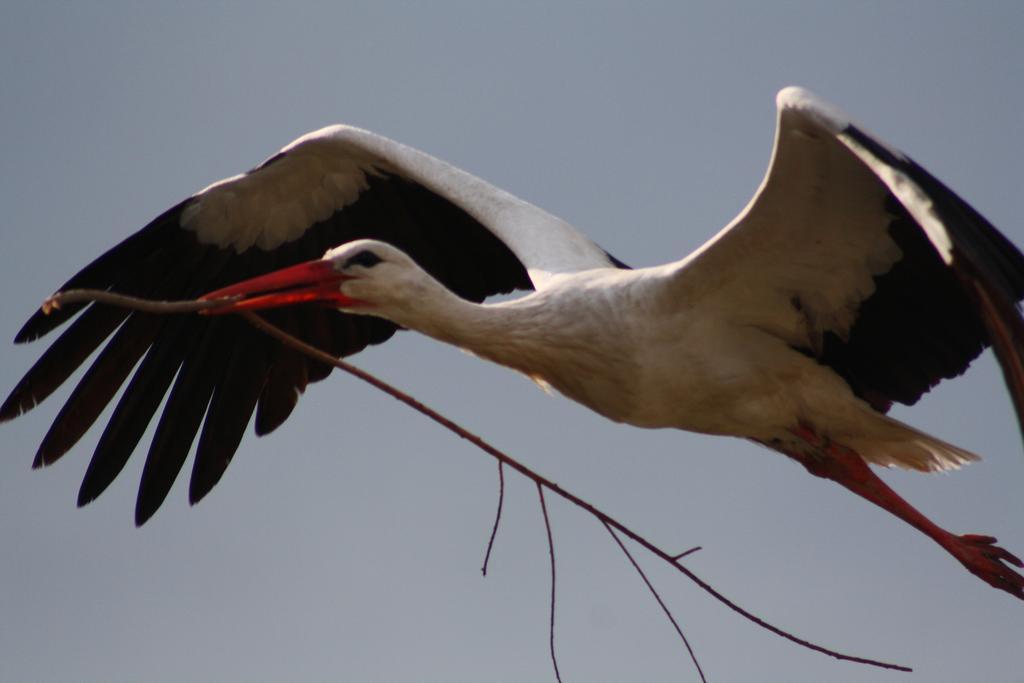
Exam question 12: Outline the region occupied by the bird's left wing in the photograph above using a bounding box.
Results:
[1,125,618,524]
[672,87,1024,428]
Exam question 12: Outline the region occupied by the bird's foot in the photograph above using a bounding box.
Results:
[946,533,1024,600]
[776,425,1024,601]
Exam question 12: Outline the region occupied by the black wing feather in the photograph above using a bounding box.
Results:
[816,125,1024,421]
[189,315,273,505]
[35,313,163,467]
[13,202,191,343]
[1,305,129,420]
[134,318,221,525]
[254,308,309,436]
[78,317,189,506]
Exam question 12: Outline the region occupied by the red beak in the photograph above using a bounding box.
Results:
[198,259,360,315]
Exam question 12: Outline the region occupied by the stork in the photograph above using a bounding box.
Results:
[4,87,1024,599]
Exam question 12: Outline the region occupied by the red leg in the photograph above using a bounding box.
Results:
[765,425,1024,600]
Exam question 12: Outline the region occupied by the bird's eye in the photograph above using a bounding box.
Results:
[343,250,383,269]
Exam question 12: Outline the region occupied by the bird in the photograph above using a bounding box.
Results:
[3,87,1024,599]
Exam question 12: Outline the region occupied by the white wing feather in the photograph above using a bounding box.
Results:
[670,87,905,353]
[180,125,613,287]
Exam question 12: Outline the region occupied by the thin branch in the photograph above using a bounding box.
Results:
[672,547,703,562]
[537,485,562,683]
[40,289,913,674]
[481,462,505,576]
[605,521,707,683]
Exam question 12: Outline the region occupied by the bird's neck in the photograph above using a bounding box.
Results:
[405,287,554,373]
[392,280,639,423]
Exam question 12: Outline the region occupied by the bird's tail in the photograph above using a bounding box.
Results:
[845,414,980,472]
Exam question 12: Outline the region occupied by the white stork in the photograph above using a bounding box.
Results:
[3,87,1023,599]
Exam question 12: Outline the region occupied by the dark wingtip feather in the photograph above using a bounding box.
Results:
[0,390,34,424]
[254,391,299,436]
[135,499,160,527]
[77,481,99,508]
[134,325,221,527]
[254,311,307,436]
[2,368,47,424]
[961,269,1024,445]
[2,305,129,425]
[188,321,270,506]
[135,461,184,524]
[34,416,84,468]
[12,201,187,344]
[30,314,162,471]
[76,324,188,510]
[14,303,86,344]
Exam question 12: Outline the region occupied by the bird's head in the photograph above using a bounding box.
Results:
[199,239,427,316]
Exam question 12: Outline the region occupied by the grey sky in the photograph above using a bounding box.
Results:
[1,2,1022,682]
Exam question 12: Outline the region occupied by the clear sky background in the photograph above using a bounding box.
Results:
[2,2,1022,682]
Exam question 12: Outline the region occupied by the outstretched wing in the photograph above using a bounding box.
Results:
[1,125,621,524]
[674,87,1024,429]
